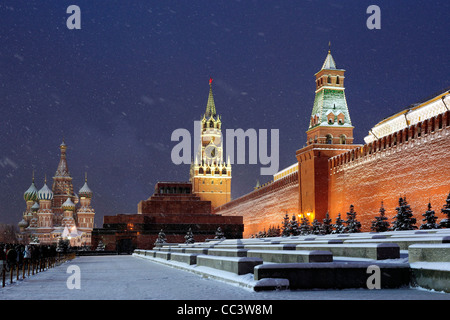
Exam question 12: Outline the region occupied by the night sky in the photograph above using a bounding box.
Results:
[1,1,449,227]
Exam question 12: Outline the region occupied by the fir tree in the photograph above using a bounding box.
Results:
[311,219,323,235]
[96,240,106,251]
[391,197,417,231]
[333,213,346,234]
[214,227,226,239]
[371,202,390,232]
[274,225,281,237]
[289,215,300,236]
[322,212,333,234]
[440,193,450,228]
[256,230,264,238]
[299,216,311,235]
[345,205,361,233]
[267,225,281,237]
[420,203,440,229]
[154,229,167,245]
[185,228,195,244]
[281,213,291,237]
[57,238,70,253]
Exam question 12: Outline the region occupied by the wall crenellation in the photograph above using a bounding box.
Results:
[330,110,450,173]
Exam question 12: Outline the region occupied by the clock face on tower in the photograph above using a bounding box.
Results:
[204,144,218,161]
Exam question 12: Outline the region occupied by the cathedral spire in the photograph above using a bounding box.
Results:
[205,77,216,118]
[55,140,70,177]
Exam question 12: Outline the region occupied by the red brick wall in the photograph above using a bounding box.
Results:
[296,144,358,222]
[215,173,299,238]
[138,195,212,215]
[328,111,450,230]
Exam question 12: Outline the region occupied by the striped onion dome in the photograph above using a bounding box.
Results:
[62,197,76,211]
[79,180,93,198]
[24,180,39,202]
[18,218,28,228]
[38,182,53,201]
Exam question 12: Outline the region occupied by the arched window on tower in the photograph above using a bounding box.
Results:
[326,134,333,144]
[327,76,331,84]
[340,134,347,144]
[336,76,340,84]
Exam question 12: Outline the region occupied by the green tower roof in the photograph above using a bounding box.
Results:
[309,88,352,129]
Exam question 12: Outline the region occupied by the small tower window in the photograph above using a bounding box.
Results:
[336,76,340,84]
[326,134,333,144]
[327,76,331,84]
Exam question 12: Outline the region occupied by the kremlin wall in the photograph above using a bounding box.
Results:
[328,103,450,231]
[215,51,450,238]
[91,48,450,248]
[18,48,450,251]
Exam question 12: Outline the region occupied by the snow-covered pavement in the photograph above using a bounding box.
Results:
[0,255,449,300]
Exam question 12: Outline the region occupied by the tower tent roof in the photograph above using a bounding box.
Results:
[321,51,337,70]
[204,78,216,118]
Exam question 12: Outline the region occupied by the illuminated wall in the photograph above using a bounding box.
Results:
[215,172,298,238]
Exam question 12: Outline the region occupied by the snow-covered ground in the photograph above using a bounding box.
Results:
[0,255,449,300]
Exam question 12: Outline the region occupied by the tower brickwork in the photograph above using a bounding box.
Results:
[190,79,232,208]
[296,48,360,222]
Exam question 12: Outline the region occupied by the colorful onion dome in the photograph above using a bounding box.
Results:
[62,197,76,211]
[79,173,93,198]
[18,218,28,228]
[38,179,53,201]
[24,180,39,202]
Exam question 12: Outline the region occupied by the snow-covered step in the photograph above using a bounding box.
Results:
[155,251,171,260]
[295,243,400,260]
[207,248,248,257]
[196,255,263,275]
[170,252,198,265]
[343,236,450,250]
[247,249,332,263]
[184,248,209,255]
[410,262,450,293]
[212,244,245,249]
[254,262,410,290]
[408,244,450,262]
[244,244,296,251]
